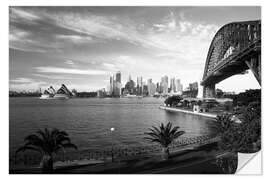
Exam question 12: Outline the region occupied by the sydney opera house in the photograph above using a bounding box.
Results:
[40,84,72,99]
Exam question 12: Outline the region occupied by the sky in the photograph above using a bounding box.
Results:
[9,6,261,92]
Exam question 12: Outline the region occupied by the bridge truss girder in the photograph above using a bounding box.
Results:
[201,20,261,98]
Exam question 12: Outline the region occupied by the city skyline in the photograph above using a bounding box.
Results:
[105,71,184,97]
[9,7,260,93]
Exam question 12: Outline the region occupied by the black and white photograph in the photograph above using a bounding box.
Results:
[8,5,261,174]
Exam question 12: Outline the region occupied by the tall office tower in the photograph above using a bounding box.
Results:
[161,75,169,94]
[156,82,160,93]
[149,82,156,96]
[109,76,114,95]
[137,76,143,95]
[164,75,168,84]
[147,79,152,95]
[115,71,121,83]
[176,79,183,92]
[114,71,122,96]
[170,77,176,93]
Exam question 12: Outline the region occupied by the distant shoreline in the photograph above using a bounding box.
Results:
[159,105,217,119]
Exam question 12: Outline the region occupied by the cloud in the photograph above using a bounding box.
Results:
[10,77,47,91]
[10,7,42,23]
[9,7,219,57]
[102,63,116,70]
[56,34,94,43]
[64,60,75,65]
[9,25,57,53]
[32,73,81,80]
[35,66,108,75]
[10,77,33,83]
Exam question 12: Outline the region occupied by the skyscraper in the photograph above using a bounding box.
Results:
[147,79,152,95]
[115,71,121,83]
[137,76,143,95]
[176,78,183,94]
[161,75,168,94]
[147,78,156,96]
[170,77,176,93]
[115,71,121,96]
[109,76,114,95]
[109,71,122,97]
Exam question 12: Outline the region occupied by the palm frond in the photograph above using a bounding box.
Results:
[144,122,185,148]
[16,128,77,156]
[16,145,42,155]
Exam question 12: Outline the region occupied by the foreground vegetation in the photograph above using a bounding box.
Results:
[16,128,77,173]
[144,122,185,160]
[215,100,261,173]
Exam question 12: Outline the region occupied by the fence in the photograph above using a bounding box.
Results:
[10,134,217,168]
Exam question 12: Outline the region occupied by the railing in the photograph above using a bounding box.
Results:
[10,135,218,169]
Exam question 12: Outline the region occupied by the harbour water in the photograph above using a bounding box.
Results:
[9,97,218,155]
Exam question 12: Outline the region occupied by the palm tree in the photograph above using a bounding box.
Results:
[144,122,185,160]
[15,128,77,173]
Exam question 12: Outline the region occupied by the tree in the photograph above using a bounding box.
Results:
[144,122,185,160]
[216,89,224,98]
[215,114,240,174]
[164,96,182,107]
[237,101,261,153]
[16,128,77,173]
[216,114,242,152]
[215,104,261,173]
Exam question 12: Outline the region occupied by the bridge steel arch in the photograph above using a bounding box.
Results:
[201,20,261,98]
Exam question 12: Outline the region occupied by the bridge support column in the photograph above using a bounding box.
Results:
[203,84,216,98]
[245,54,261,86]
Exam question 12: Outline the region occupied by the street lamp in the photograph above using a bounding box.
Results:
[110,127,115,162]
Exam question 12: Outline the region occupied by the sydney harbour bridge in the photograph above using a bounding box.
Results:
[201,20,261,98]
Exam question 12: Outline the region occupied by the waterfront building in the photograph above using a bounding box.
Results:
[124,76,136,95]
[142,84,148,96]
[189,82,198,91]
[97,88,106,98]
[53,84,72,99]
[182,82,198,98]
[109,71,122,97]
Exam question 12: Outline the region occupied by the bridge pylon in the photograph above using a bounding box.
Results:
[203,84,215,98]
